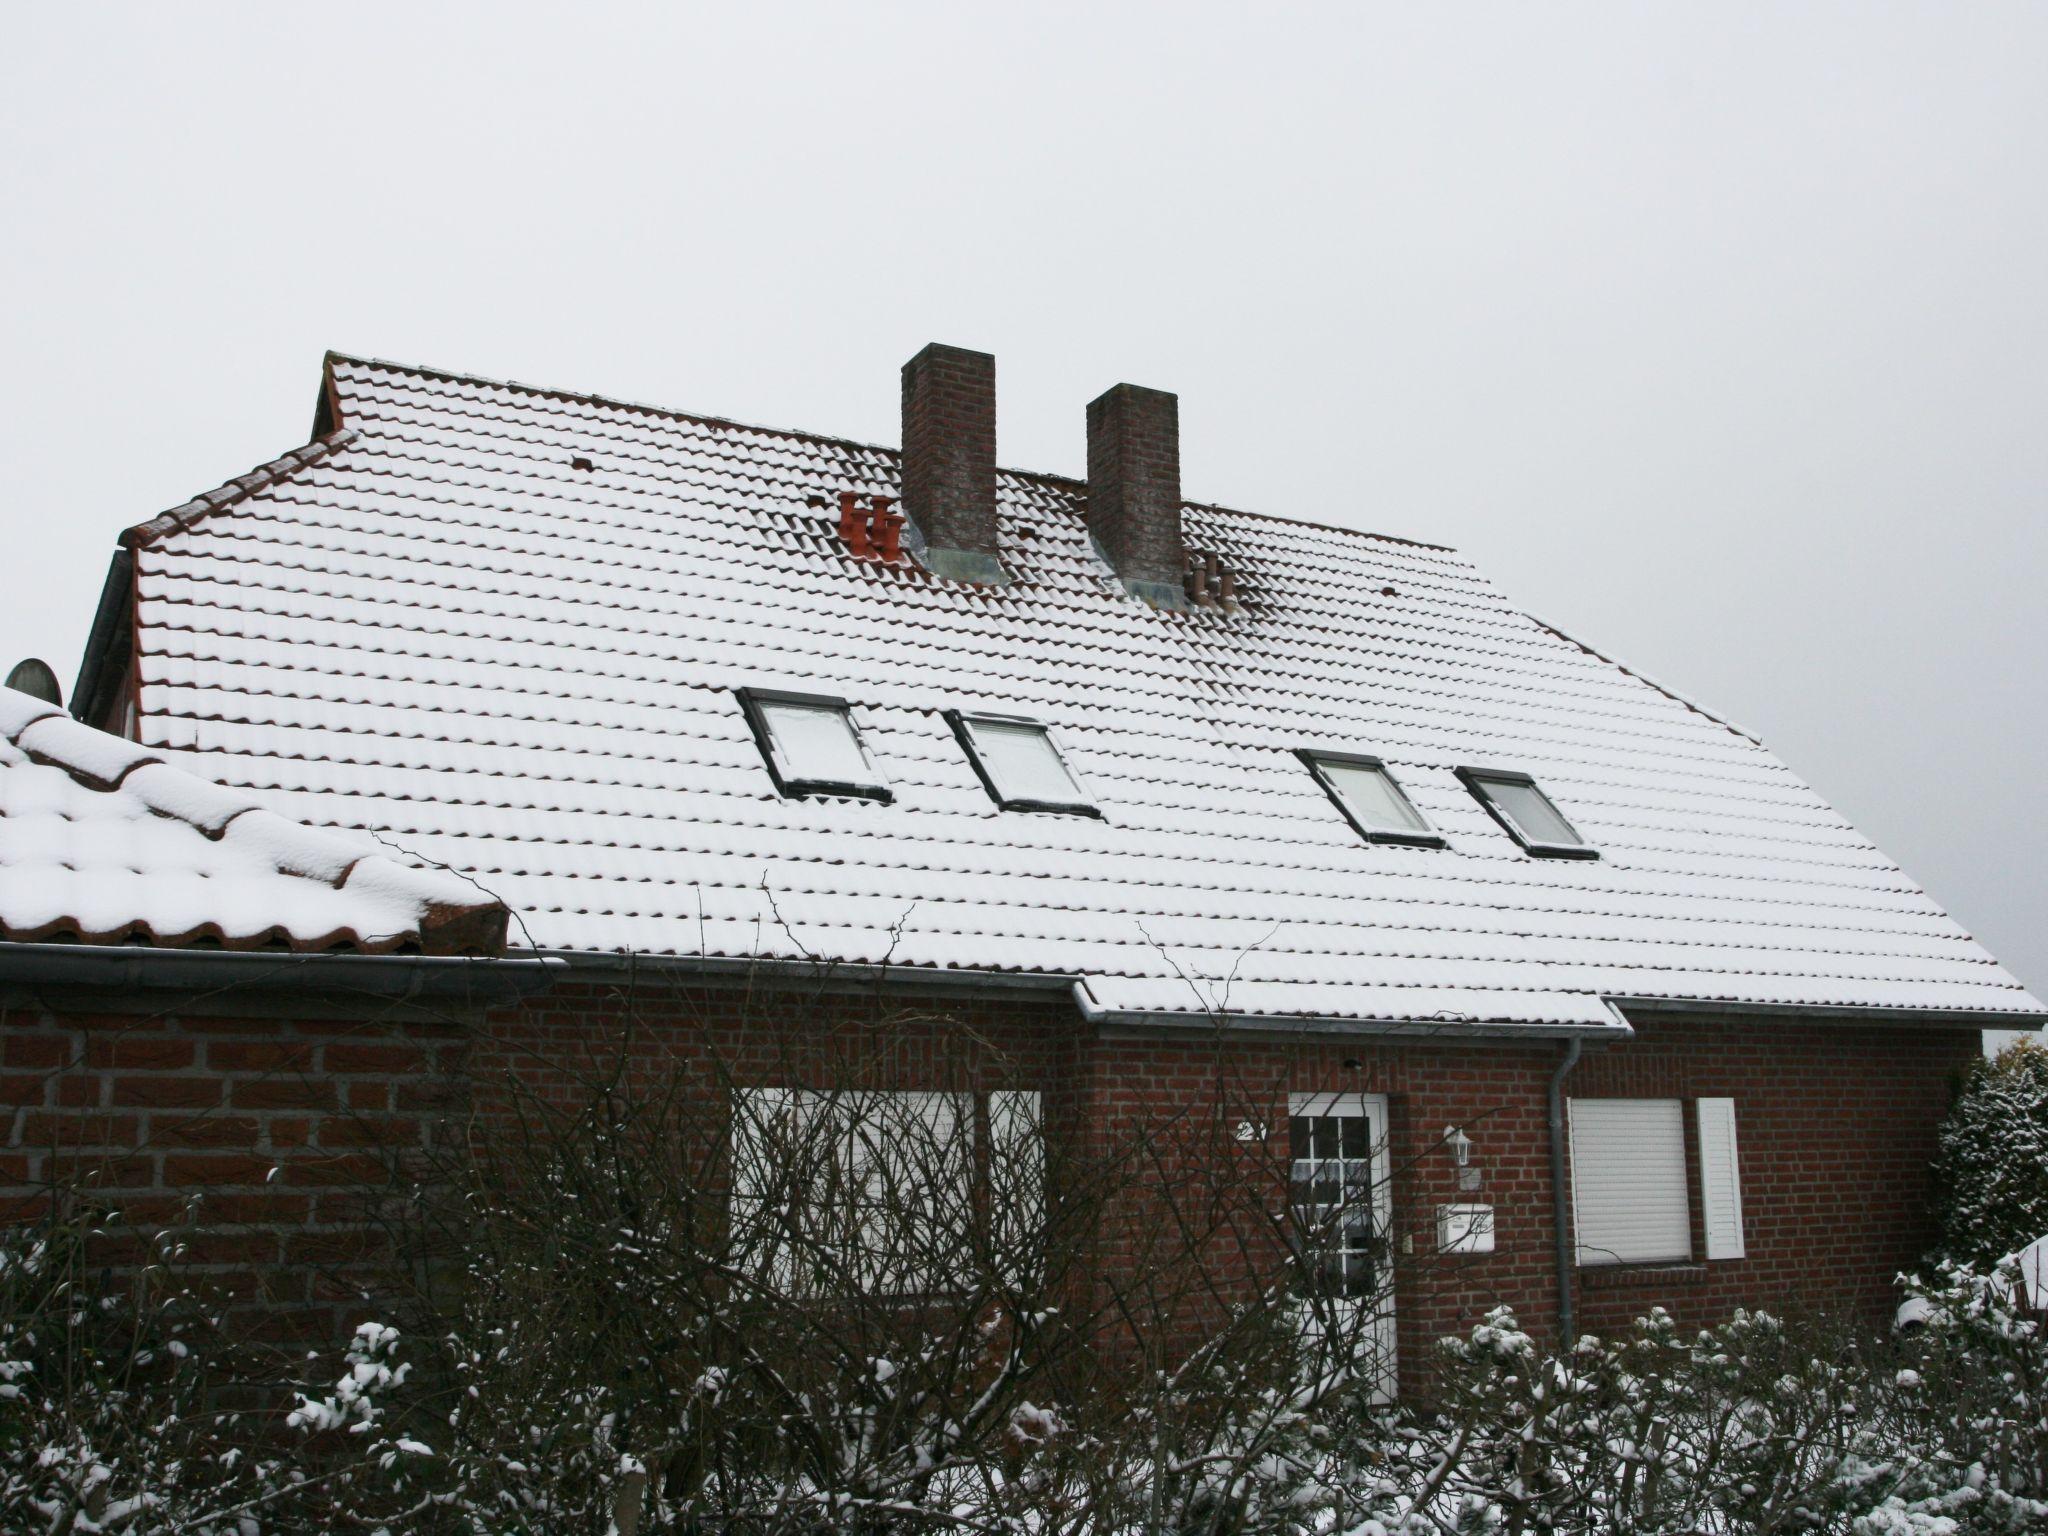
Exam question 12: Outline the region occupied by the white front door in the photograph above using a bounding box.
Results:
[1289,1092,1397,1400]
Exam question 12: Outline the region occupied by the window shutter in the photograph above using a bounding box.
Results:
[1696,1097,1745,1260]
[1569,1098,1691,1265]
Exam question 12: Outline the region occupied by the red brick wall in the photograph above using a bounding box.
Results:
[1,1002,463,1337]
[2,981,1978,1381]
[1565,1014,1979,1338]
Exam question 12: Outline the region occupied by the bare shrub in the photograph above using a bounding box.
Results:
[335,1000,1401,1533]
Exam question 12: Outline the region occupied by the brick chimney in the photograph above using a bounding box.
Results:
[901,343,1008,584]
[1086,382,1186,605]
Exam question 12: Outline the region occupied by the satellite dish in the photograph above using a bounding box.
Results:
[6,658,63,707]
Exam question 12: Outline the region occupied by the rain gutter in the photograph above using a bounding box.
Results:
[0,943,562,1002]
[540,950,1076,997]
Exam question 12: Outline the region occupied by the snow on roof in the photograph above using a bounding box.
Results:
[100,352,2044,1027]
[0,686,506,956]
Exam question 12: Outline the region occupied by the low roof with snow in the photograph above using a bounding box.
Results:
[0,686,506,956]
[70,352,2043,1031]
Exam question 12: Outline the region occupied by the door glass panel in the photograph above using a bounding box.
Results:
[1289,1103,1380,1300]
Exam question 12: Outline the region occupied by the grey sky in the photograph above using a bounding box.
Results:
[3,3,2042,1035]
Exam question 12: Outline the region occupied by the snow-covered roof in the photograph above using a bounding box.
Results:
[94,352,2044,1029]
[0,686,506,956]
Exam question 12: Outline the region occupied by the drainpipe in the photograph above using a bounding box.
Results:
[1548,1036,1584,1348]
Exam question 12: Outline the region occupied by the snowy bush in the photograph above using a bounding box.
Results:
[1396,1292,2048,1535]
[9,1208,2048,1534]
[0,1207,310,1534]
[1932,1038,2048,1266]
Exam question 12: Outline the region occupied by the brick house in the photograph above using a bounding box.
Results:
[4,343,2040,1388]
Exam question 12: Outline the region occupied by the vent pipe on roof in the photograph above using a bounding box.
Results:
[901,343,1008,584]
[1087,382,1187,607]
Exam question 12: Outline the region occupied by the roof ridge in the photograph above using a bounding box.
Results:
[324,351,1459,556]
[120,428,357,550]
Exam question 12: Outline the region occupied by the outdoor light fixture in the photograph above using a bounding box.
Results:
[1445,1125,1473,1167]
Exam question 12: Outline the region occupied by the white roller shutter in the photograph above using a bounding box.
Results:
[1570,1098,1691,1266]
[1696,1097,1746,1260]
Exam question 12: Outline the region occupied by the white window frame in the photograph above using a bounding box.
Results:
[1297,750,1445,848]
[946,710,1100,817]
[1456,767,1599,860]
[1569,1097,1692,1266]
[1288,1091,1397,1401]
[737,688,892,803]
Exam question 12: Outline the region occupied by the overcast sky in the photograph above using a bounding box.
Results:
[3,3,2041,1034]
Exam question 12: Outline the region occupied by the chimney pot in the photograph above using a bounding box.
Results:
[901,343,1008,584]
[838,490,873,559]
[1087,382,1186,605]
[872,496,903,561]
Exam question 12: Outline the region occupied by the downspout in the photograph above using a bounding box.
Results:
[1548,1036,1584,1348]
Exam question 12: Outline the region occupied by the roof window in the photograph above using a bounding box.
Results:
[948,712,1099,817]
[1299,751,1443,848]
[738,689,891,802]
[1457,768,1597,859]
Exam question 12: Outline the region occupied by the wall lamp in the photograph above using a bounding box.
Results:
[1444,1125,1474,1167]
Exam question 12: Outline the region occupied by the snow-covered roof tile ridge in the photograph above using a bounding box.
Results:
[0,687,506,956]
[97,351,2047,1028]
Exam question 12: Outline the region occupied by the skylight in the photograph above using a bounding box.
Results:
[1299,751,1443,848]
[949,713,1098,816]
[1457,769,1597,859]
[738,690,891,802]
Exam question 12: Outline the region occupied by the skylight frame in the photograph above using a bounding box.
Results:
[1456,767,1599,860]
[1297,750,1446,849]
[945,710,1102,819]
[737,687,893,804]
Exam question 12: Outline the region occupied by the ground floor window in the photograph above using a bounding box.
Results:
[1568,1095,1748,1267]
[1569,1097,1691,1265]
[729,1087,1042,1296]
